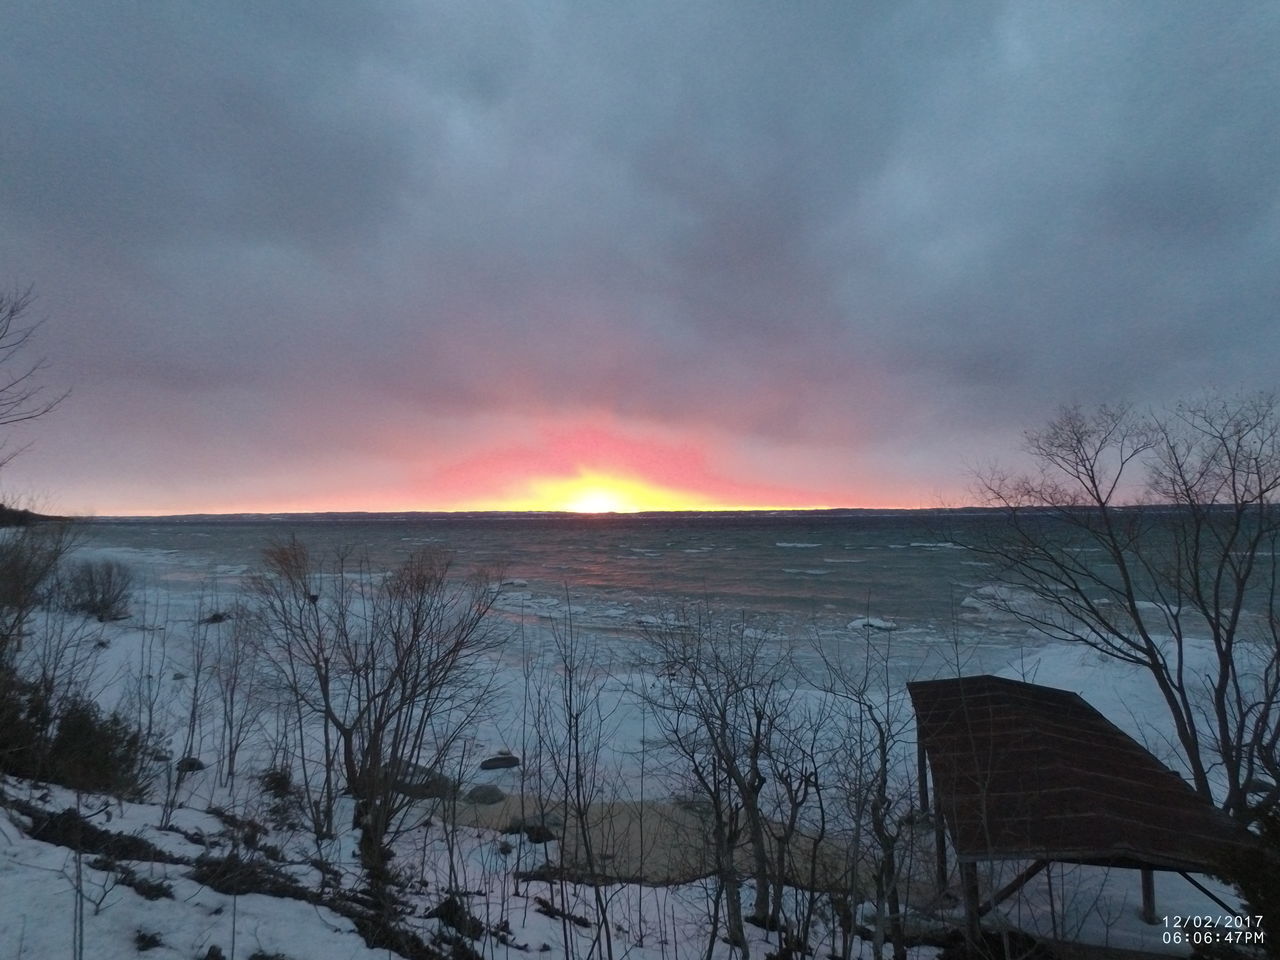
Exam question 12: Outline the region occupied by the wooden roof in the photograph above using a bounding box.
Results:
[908,674,1256,873]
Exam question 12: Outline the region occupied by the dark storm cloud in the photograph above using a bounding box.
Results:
[832,4,1280,415]
[1,1,1278,509]
[3,3,415,246]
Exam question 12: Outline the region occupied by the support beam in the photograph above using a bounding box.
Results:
[920,739,949,890]
[1141,868,1156,925]
[961,861,981,945]
[978,860,1049,917]
[1178,872,1245,918]
[918,739,930,810]
[933,794,947,890]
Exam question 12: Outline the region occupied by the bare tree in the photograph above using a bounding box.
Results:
[14,570,106,701]
[252,539,504,911]
[0,287,66,467]
[0,522,75,662]
[813,633,918,960]
[527,602,629,960]
[972,394,1280,823]
[635,608,802,956]
[760,690,835,955]
[0,286,69,662]
[160,601,218,827]
[210,604,265,788]
[57,558,135,621]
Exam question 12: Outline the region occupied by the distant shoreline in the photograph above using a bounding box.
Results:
[80,505,1011,523]
[0,504,64,526]
[75,503,1251,524]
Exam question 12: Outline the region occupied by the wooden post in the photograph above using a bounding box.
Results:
[918,739,930,809]
[1141,868,1156,924]
[961,861,981,945]
[933,787,947,890]
[978,860,1048,916]
[919,739,948,890]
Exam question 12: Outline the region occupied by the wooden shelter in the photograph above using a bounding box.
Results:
[908,675,1258,937]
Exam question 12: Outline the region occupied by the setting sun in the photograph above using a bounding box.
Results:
[448,468,807,513]
[564,486,633,514]
[417,423,844,515]
[517,470,713,513]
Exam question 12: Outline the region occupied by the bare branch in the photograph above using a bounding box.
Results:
[970,393,1280,824]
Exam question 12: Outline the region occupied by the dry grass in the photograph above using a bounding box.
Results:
[455,794,856,889]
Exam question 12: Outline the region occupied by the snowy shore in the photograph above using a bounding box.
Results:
[0,538,1252,959]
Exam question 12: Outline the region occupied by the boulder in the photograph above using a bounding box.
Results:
[501,813,562,844]
[522,823,557,844]
[390,764,458,800]
[465,784,506,805]
[479,752,520,771]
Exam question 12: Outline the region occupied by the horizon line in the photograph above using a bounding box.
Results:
[79,504,1000,521]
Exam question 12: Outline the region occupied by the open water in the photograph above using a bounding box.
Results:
[75,510,1043,678]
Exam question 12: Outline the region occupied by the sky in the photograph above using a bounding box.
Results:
[1,2,1278,515]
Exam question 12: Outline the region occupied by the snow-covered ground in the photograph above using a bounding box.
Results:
[0,540,1258,959]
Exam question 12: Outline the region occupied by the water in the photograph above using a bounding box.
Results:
[72,511,1052,674]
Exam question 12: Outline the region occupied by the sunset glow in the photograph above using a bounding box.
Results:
[403,421,847,516]
[7,6,1272,519]
[456,469,821,513]
[538,471,697,512]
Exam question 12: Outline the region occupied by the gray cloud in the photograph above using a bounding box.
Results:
[2,1,1278,510]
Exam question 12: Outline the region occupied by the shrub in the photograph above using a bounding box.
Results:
[0,524,72,659]
[258,767,303,829]
[87,856,174,901]
[0,667,52,776]
[47,696,147,796]
[23,806,181,862]
[125,872,174,901]
[427,894,485,939]
[190,853,312,900]
[59,558,134,621]
[1206,809,1280,953]
[0,672,149,797]
[259,767,293,800]
[134,929,163,951]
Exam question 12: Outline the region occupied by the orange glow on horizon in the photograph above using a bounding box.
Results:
[101,419,901,516]
[452,469,830,514]
[413,420,846,513]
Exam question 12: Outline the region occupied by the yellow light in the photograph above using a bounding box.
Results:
[544,471,683,513]
[481,470,716,513]
[565,487,633,514]
[446,467,836,513]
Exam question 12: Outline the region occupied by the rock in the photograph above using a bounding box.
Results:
[502,814,562,844]
[390,764,458,800]
[426,895,484,939]
[523,823,557,844]
[479,752,521,771]
[675,797,713,817]
[847,616,895,631]
[465,784,506,805]
[175,756,206,774]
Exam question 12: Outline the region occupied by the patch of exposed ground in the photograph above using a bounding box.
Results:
[455,794,855,888]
